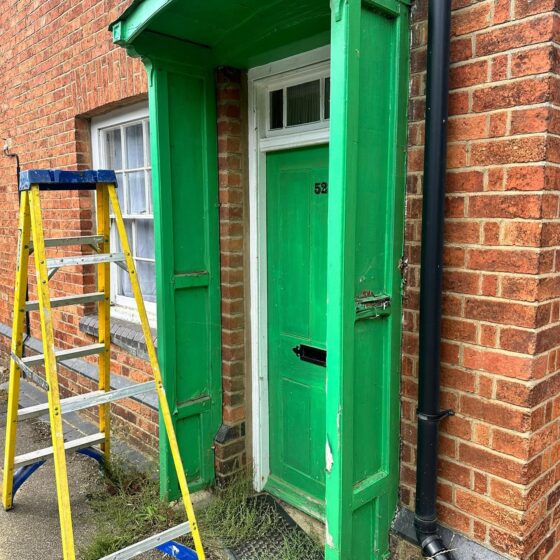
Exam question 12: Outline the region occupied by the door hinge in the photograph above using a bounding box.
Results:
[355,292,391,320]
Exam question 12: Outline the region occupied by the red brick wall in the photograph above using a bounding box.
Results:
[0,0,157,452]
[215,67,249,480]
[402,1,560,558]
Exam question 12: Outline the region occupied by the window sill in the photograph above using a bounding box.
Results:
[80,314,157,362]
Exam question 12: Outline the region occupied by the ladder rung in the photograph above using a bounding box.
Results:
[99,522,192,560]
[46,253,126,270]
[30,235,104,250]
[25,292,105,311]
[21,343,105,367]
[17,381,156,421]
[13,432,105,468]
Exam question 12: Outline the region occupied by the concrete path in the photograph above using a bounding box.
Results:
[0,377,153,560]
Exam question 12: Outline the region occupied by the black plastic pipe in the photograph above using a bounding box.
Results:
[414,1,454,559]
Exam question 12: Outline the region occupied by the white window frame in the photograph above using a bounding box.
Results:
[90,102,156,325]
[248,46,330,495]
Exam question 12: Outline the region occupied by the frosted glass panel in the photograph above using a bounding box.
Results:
[287,80,320,127]
[126,124,144,168]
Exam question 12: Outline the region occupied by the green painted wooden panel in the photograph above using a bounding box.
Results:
[146,55,222,497]
[326,1,409,558]
[266,146,329,516]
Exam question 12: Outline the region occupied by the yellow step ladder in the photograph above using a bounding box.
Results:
[1,170,205,560]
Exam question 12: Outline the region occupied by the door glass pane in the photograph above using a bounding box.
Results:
[136,221,154,258]
[287,80,320,127]
[127,171,147,214]
[324,78,331,120]
[270,89,284,130]
[104,129,122,170]
[137,261,156,302]
[125,124,144,168]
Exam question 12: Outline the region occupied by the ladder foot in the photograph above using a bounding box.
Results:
[156,541,198,559]
[76,446,105,467]
[12,460,47,502]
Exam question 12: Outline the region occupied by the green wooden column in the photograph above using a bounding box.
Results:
[133,36,223,496]
[326,1,410,558]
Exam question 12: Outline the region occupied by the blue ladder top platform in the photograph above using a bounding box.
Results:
[19,169,118,191]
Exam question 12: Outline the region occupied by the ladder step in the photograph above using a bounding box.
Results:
[14,432,105,468]
[46,253,126,270]
[30,235,104,250]
[17,381,156,421]
[99,522,192,560]
[25,291,105,311]
[21,343,105,367]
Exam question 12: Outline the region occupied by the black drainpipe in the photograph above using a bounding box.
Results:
[414,1,454,559]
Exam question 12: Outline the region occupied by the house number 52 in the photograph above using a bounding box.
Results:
[314,182,328,194]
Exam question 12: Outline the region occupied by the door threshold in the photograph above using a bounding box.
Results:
[265,475,325,522]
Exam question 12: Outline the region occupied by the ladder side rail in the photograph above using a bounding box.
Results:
[28,185,76,560]
[2,190,32,510]
[96,184,112,460]
[107,184,206,560]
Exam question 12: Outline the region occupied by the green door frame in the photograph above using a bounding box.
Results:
[326,1,409,557]
[112,1,410,556]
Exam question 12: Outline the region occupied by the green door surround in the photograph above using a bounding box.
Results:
[112,1,410,558]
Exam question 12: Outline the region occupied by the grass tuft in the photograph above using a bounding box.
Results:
[79,458,181,560]
[201,471,276,549]
[81,463,323,560]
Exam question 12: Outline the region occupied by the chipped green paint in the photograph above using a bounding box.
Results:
[113,0,410,556]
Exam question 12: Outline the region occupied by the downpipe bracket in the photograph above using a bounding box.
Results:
[417,409,454,423]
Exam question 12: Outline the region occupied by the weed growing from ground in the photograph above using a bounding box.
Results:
[81,463,322,559]
[201,471,275,549]
[79,459,181,560]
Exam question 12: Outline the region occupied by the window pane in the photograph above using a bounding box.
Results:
[287,80,320,127]
[145,121,151,166]
[119,268,133,298]
[136,221,154,259]
[104,129,122,170]
[116,172,125,211]
[325,77,331,120]
[270,89,284,130]
[124,220,133,256]
[146,170,153,212]
[127,171,147,214]
[126,124,144,168]
[137,261,156,302]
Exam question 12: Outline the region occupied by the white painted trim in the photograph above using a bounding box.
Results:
[248,50,330,493]
[90,102,156,326]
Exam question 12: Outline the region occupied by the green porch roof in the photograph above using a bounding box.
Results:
[110,0,331,68]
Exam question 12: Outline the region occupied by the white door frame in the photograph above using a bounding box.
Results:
[247,46,331,491]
